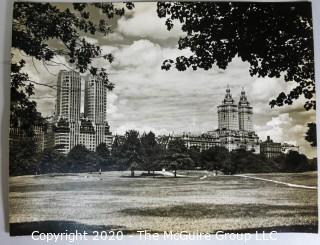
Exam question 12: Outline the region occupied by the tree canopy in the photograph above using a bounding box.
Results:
[157,2,315,111]
[305,122,317,147]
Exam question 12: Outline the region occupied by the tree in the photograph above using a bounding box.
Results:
[38,147,66,173]
[166,138,194,177]
[167,138,187,153]
[188,146,202,169]
[11,2,134,130]
[157,2,315,111]
[114,130,143,173]
[67,145,95,172]
[10,60,45,131]
[305,123,317,147]
[128,150,141,177]
[96,143,111,171]
[96,143,110,158]
[201,146,229,171]
[140,131,162,175]
[285,150,309,172]
[9,136,38,176]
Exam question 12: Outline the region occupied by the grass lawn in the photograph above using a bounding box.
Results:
[9,171,318,235]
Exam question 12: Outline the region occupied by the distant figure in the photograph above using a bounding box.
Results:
[162,168,166,172]
[99,168,102,175]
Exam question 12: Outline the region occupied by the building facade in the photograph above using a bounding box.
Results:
[84,75,111,150]
[10,125,45,153]
[56,70,81,122]
[53,71,112,154]
[260,136,282,159]
[171,87,260,153]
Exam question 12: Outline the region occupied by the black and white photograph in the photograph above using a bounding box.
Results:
[8,1,318,236]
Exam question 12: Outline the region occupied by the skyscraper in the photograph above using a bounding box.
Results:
[238,88,253,131]
[214,86,259,152]
[84,75,107,124]
[56,70,81,122]
[172,86,260,153]
[84,75,112,150]
[55,70,81,153]
[218,86,239,130]
[53,71,112,154]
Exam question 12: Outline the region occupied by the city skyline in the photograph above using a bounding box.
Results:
[12,2,316,157]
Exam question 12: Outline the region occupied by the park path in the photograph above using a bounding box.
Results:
[236,174,317,190]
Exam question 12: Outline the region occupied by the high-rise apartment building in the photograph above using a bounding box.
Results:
[211,87,259,152]
[53,71,112,154]
[170,87,260,153]
[56,70,81,122]
[84,75,112,150]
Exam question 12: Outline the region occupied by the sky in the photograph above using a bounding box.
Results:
[14,2,317,158]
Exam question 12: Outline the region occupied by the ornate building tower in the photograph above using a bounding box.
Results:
[217,86,239,130]
[238,88,253,131]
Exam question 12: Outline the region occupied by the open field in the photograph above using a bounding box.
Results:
[9,171,318,235]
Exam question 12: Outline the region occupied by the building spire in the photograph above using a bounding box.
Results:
[239,87,250,106]
[226,84,230,93]
[223,85,234,104]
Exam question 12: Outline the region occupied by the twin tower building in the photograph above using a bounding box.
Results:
[207,86,260,152]
[177,86,260,153]
[53,70,112,154]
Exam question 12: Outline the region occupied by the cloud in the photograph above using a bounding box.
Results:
[116,3,185,40]
[111,40,163,68]
[104,32,124,42]
[251,77,284,101]
[256,113,292,142]
[107,92,125,120]
[250,77,297,103]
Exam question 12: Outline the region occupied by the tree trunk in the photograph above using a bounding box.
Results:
[174,169,177,178]
[152,170,155,178]
[148,170,150,175]
[131,169,134,177]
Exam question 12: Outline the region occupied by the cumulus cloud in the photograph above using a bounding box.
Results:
[116,2,185,40]
[256,113,292,142]
[250,77,296,103]
[112,40,163,68]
